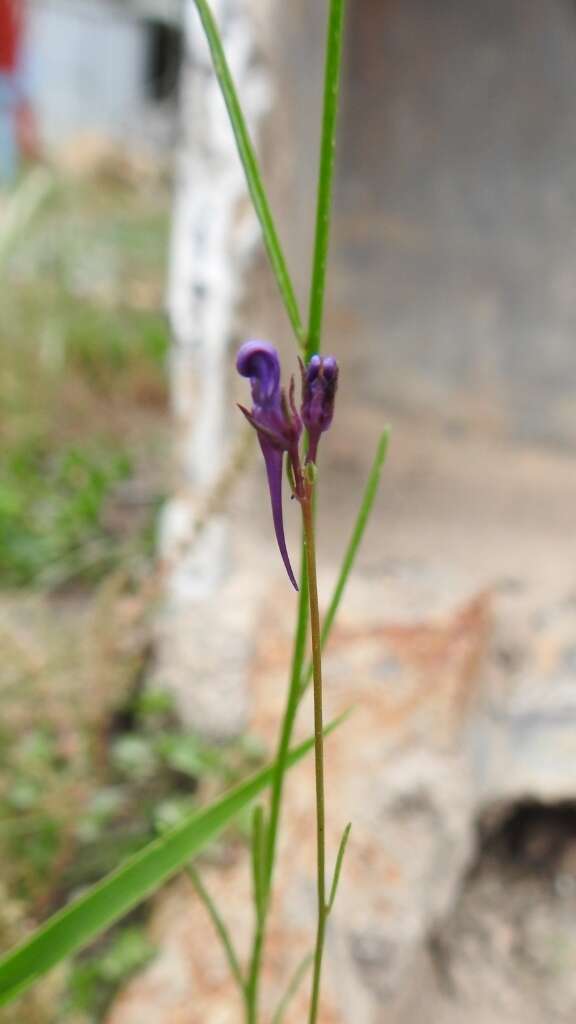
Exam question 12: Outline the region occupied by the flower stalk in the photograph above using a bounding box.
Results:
[300,485,328,1024]
[244,546,309,1022]
[238,343,339,1022]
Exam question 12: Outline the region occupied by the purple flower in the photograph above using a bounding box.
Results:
[237,341,301,590]
[300,354,339,464]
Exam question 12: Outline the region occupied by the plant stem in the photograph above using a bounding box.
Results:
[306,0,347,360]
[245,919,262,1023]
[300,428,390,696]
[301,490,327,1024]
[244,544,309,1023]
[185,864,245,995]
[192,0,305,348]
[264,545,309,891]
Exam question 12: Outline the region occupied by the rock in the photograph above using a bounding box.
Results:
[108,566,576,1023]
[152,562,262,741]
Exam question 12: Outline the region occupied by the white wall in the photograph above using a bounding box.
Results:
[27,0,148,147]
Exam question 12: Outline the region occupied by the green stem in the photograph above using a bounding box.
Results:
[300,429,390,696]
[244,544,309,1023]
[265,544,309,891]
[306,0,347,360]
[192,0,306,348]
[301,491,327,1024]
[185,864,245,996]
[271,952,314,1024]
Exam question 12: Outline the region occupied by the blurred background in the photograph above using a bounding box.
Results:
[2,1,576,1022]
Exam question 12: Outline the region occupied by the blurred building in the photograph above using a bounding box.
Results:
[0,0,25,181]
[27,0,182,152]
[335,0,576,443]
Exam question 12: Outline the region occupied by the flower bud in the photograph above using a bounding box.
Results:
[300,354,339,463]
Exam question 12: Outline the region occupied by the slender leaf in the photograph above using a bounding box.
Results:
[245,543,309,1014]
[250,804,267,924]
[306,0,347,359]
[0,722,344,1007]
[264,539,309,888]
[186,864,245,993]
[192,0,305,347]
[301,428,390,694]
[327,823,351,912]
[271,952,314,1024]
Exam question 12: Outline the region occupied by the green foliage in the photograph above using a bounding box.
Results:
[0,2,386,1017]
[67,707,268,886]
[306,0,347,359]
[0,438,134,587]
[271,952,314,1024]
[66,927,155,1020]
[301,428,391,693]
[192,0,305,346]
[0,177,174,1020]
[190,5,384,1023]
[0,724,70,893]
[0,725,333,1006]
[0,178,170,591]
[0,645,267,1005]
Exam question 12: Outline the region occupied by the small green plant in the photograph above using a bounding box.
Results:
[66,926,156,1020]
[189,2,387,1020]
[0,439,133,586]
[0,0,389,1019]
[1,178,170,592]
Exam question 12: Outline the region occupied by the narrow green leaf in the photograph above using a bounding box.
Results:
[301,428,390,694]
[245,543,310,1012]
[264,538,309,889]
[192,0,305,347]
[250,804,267,924]
[271,952,314,1024]
[306,0,347,359]
[0,722,343,1007]
[327,823,351,912]
[186,864,245,993]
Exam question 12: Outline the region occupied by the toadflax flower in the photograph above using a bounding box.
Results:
[237,342,339,589]
[237,341,302,590]
[300,354,339,465]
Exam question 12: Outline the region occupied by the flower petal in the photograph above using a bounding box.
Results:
[236,341,281,410]
[260,441,298,591]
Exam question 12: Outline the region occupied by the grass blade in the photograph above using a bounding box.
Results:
[192,0,305,347]
[0,722,343,1007]
[264,540,309,888]
[245,543,309,1017]
[301,428,390,693]
[327,823,351,912]
[271,952,314,1024]
[250,804,267,923]
[186,864,245,993]
[306,0,347,359]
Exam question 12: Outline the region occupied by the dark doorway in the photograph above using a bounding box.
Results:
[145,21,183,104]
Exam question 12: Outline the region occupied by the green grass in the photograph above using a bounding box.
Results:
[0,175,174,1020]
[0,438,134,587]
[1,179,171,589]
[0,173,278,1021]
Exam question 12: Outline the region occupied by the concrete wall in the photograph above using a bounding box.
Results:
[334,0,576,444]
[27,0,168,149]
